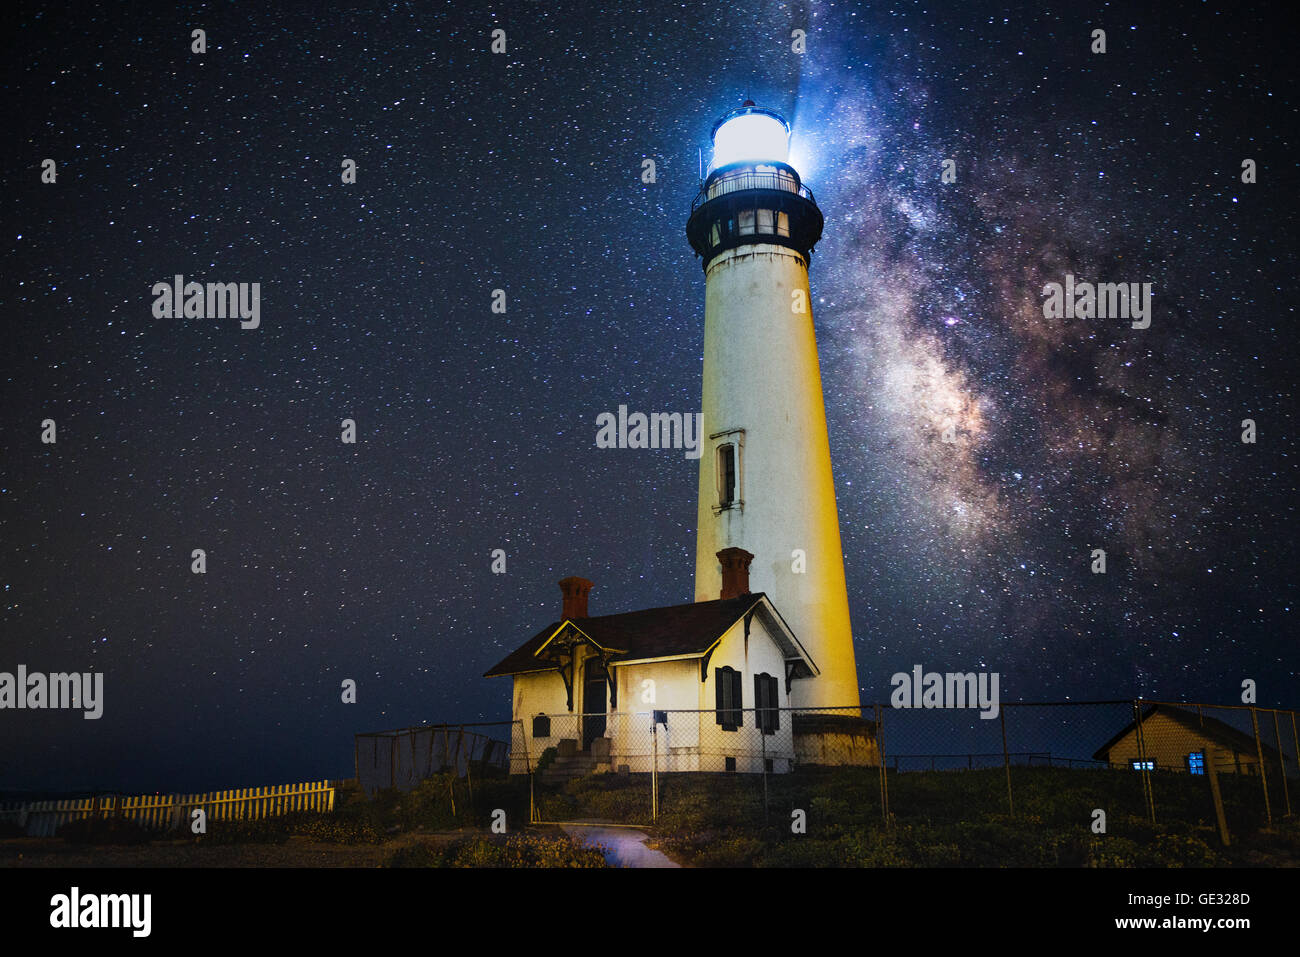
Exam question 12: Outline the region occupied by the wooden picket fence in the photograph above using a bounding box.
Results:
[0,780,342,838]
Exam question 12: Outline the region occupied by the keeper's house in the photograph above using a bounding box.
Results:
[485,549,874,775]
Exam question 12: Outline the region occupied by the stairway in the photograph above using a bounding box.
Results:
[538,738,613,784]
[540,750,599,785]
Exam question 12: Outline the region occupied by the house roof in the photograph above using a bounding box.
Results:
[1091,704,1285,762]
[483,592,815,678]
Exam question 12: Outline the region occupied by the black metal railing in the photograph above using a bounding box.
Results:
[690,170,816,213]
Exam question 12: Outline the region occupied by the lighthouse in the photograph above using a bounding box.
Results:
[686,101,861,712]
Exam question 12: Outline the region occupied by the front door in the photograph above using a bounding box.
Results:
[582,661,608,751]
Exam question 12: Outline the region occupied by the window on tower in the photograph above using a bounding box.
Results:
[718,444,737,508]
[712,430,744,513]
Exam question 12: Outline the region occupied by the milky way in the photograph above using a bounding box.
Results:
[798,4,1294,698]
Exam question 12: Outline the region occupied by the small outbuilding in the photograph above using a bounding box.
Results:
[1092,703,1288,776]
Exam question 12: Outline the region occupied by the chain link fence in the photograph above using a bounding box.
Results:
[507,701,1298,841]
[524,706,875,826]
[348,703,1296,845]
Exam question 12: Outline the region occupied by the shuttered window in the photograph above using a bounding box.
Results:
[715,666,743,731]
[754,673,779,734]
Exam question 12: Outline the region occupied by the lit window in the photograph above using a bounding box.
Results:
[1187,752,1205,775]
[1130,759,1155,771]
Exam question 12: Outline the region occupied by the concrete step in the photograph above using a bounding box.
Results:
[539,751,610,784]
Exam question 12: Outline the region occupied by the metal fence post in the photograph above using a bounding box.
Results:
[1000,706,1014,817]
[1249,708,1272,826]
[875,704,891,826]
[1292,710,1300,813]
[463,725,474,810]
[760,710,769,825]
[527,717,534,824]
[1271,710,1291,817]
[1206,748,1231,847]
[651,719,658,822]
[1133,700,1155,825]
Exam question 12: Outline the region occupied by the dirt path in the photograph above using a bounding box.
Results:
[559,823,680,868]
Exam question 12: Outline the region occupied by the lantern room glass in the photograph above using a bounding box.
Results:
[710,111,790,170]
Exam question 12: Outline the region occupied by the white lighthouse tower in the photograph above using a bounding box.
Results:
[687,101,860,712]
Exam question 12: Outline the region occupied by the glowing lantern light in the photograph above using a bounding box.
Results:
[709,102,790,170]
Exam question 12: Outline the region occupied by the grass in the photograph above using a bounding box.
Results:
[660,764,1300,868]
[539,765,1300,867]
[40,763,1298,867]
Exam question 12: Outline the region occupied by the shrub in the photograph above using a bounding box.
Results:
[386,833,606,868]
[1086,835,1144,868]
[1148,832,1224,867]
[284,811,382,844]
[357,776,530,833]
[691,835,765,868]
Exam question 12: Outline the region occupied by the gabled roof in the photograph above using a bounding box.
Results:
[483,592,818,678]
[1091,704,1285,762]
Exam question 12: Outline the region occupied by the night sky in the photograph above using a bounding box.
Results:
[2,1,1295,793]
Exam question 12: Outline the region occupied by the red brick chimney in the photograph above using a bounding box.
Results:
[559,576,594,619]
[716,547,754,600]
